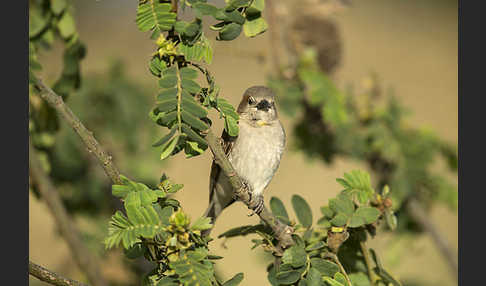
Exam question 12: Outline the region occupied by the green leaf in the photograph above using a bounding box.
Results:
[222,273,244,286]
[310,258,339,277]
[218,23,243,41]
[29,6,49,38]
[270,197,290,224]
[282,245,307,268]
[307,267,322,286]
[226,0,251,11]
[348,273,371,286]
[329,196,354,216]
[152,128,177,148]
[149,56,165,76]
[159,75,178,88]
[124,243,146,259]
[337,170,374,204]
[170,252,214,286]
[157,98,178,113]
[323,277,345,286]
[243,17,267,37]
[159,135,180,160]
[224,116,239,137]
[224,10,246,25]
[276,270,301,285]
[181,123,208,147]
[218,224,271,238]
[181,78,201,94]
[112,185,132,198]
[384,209,397,231]
[321,206,335,218]
[292,194,313,227]
[193,3,219,17]
[248,0,265,12]
[156,276,178,286]
[305,241,326,251]
[180,67,199,79]
[191,216,212,231]
[136,2,176,32]
[58,12,76,39]
[334,273,348,286]
[157,87,178,101]
[330,213,348,227]
[51,0,67,15]
[181,110,209,131]
[348,207,381,228]
[177,34,213,64]
[104,211,161,249]
[182,97,208,118]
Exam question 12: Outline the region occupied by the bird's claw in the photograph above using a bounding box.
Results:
[248,193,264,216]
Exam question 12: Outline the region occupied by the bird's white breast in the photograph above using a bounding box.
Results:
[228,120,285,196]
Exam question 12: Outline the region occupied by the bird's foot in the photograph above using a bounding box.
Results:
[248,193,264,216]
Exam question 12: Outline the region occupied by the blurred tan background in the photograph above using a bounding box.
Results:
[30,0,458,285]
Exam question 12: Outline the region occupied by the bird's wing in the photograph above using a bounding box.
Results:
[208,129,236,201]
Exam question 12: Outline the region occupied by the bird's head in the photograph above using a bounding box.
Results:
[237,86,279,126]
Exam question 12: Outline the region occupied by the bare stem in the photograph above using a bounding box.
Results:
[33,78,123,185]
[360,241,378,285]
[324,253,353,286]
[29,143,107,286]
[29,261,90,286]
[205,130,294,254]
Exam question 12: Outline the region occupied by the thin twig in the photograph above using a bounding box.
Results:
[33,78,123,185]
[324,253,353,286]
[29,261,90,286]
[205,130,295,254]
[406,198,458,278]
[29,143,107,286]
[360,241,378,285]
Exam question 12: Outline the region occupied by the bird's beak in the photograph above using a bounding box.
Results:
[256,99,271,111]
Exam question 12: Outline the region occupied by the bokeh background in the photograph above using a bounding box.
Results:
[29,0,458,285]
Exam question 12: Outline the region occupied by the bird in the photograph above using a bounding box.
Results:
[203,86,286,235]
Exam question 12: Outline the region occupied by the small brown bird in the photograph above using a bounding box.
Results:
[203,86,286,233]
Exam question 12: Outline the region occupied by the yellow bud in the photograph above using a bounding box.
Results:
[156,34,166,47]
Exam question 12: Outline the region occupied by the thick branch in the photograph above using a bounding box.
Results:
[29,143,107,286]
[33,78,123,185]
[406,198,458,277]
[205,130,294,253]
[29,261,90,286]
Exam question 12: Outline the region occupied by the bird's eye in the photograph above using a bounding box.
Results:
[248,96,256,105]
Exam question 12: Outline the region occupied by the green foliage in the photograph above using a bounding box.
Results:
[220,171,399,286]
[136,2,177,34]
[104,173,246,285]
[267,48,458,235]
[139,0,267,160]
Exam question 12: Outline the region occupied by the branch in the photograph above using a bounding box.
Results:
[29,261,90,286]
[406,198,458,277]
[360,241,378,285]
[205,130,294,254]
[32,78,123,185]
[324,252,353,286]
[29,142,107,286]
